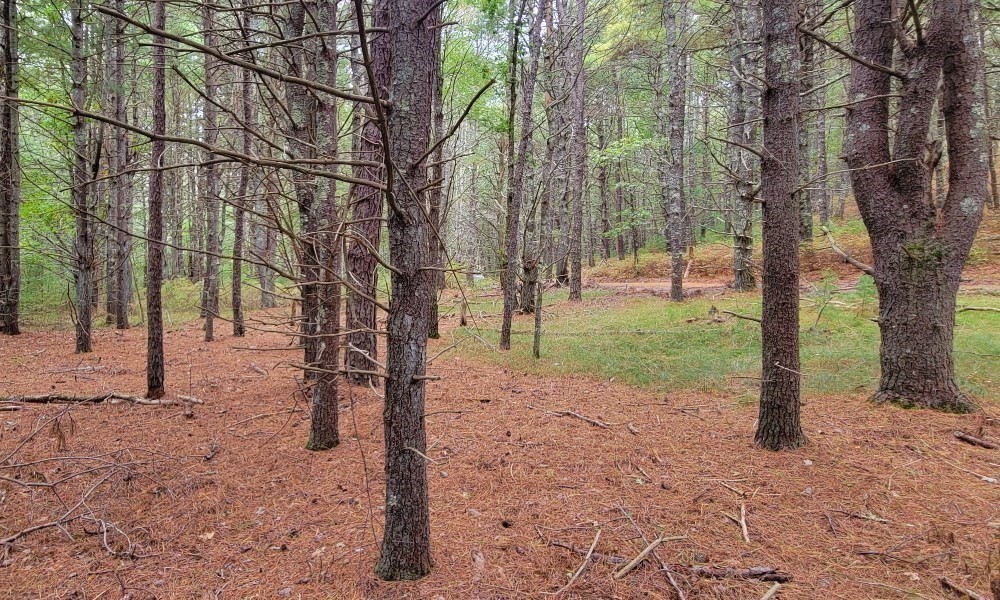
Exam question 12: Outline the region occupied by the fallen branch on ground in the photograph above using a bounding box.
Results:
[0,392,203,406]
[548,529,601,596]
[954,430,998,450]
[821,226,875,276]
[665,565,793,583]
[760,583,781,600]
[957,306,1000,314]
[940,576,987,600]
[527,404,611,428]
[721,310,761,323]
[613,535,687,579]
[723,504,751,543]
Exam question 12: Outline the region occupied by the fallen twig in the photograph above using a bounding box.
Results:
[613,535,687,579]
[940,576,986,600]
[760,582,781,600]
[954,430,998,450]
[548,529,601,596]
[527,404,610,428]
[721,310,761,323]
[957,306,1000,314]
[723,504,751,543]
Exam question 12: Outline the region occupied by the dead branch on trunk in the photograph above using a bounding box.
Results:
[0,392,204,406]
[953,430,998,450]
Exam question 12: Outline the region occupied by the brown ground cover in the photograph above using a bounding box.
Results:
[2,306,999,599]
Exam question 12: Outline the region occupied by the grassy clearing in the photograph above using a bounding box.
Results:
[451,281,1000,403]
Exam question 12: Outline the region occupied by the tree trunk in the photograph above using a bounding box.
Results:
[501,0,544,348]
[755,0,804,450]
[567,0,586,301]
[202,6,220,342]
[0,0,19,335]
[373,0,436,580]
[728,0,760,292]
[71,0,92,353]
[344,0,386,386]
[109,0,131,329]
[597,119,611,261]
[307,0,342,451]
[146,0,167,399]
[427,9,446,341]
[845,0,985,412]
[797,0,817,242]
[663,0,686,302]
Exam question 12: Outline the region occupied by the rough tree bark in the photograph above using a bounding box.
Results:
[797,0,817,241]
[344,0,386,386]
[373,0,436,580]
[755,0,805,450]
[426,6,446,340]
[71,0,93,353]
[146,0,167,399]
[108,0,131,329]
[232,1,256,338]
[844,0,986,412]
[0,0,19,335]
[306,0,342,451]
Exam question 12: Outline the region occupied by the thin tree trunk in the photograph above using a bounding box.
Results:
[663,0,686,302]
[71,0,92,353]
[146,0,167,399]
[567,0,586,301]
[755,0,804,450]
[597,119,611,261]
[0,0,19,335]
[232,2,255,338]
[344,0,386,386]
[202,6,220,342]
[729,0,760,292]
[797,0,817,242]
[427,8,446,340]
[501,0,544,348]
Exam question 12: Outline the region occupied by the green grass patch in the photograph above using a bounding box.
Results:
[453,284,1000,402]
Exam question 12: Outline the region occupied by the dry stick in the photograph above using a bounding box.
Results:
[667,565,793,583]
[957,306,1000,314]
[760,583,781,600]
[619,506,686,600]
[821,226,875,276]
[940,576,987,600]
[526,404,611,428]
[0,392,202,406]
[548,529,601,596]
[613,535,688,579]
[954,430,999,450]
[723,504,751,543]
[721,310,761,323]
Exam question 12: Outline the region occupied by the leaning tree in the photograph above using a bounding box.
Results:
[837,0,987,411]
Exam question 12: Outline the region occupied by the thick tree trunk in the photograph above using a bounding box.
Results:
[755,0,804,451]
[846,0,985,412]
[71,0,92,353]
[373,0,436,580]
[0,0,19,335]
[146,0,167,399]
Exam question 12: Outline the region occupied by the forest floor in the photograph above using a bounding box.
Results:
[2,215,999,599]
[2,306,999,599]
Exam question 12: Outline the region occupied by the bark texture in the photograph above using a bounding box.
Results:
[0,0,19,335]
[373,0,436,580]
[146,0,167,399]
[71,0,92,353]
[755,0,805,451]
[845,0,986,412]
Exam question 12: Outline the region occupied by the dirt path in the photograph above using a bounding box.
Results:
[1,319,999,599]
